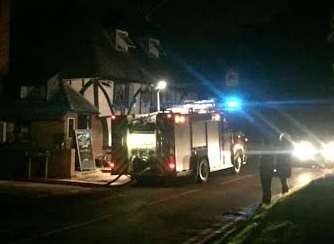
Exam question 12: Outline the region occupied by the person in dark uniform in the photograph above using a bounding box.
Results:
[259,137,275,205]
[275,133,292,194]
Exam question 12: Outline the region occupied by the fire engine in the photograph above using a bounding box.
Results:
[125,100,247,183]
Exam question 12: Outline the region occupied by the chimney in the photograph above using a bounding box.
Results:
[0,0,10,76]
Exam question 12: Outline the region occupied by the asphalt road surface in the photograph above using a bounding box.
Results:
[0,160,330,244]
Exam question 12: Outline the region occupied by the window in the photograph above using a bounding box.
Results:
[20,86,45,100]
[67,118,76,139]
[78,115,91,129]
[15,122,31,143]
[0,121,6,143]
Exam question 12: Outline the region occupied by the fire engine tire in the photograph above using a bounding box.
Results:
[233,152,243,174]
[195,158,210,183]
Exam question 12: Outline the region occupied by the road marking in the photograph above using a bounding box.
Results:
[220,174,256,185]
[146,189,201,207]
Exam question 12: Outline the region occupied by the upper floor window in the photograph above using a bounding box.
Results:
[20,86,45,100]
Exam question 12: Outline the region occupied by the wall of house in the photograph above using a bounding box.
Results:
[98,80,113,116]
[30,114,79,178]
[65,78,96,110]
[91,115,104,157]
[31,119,65,147]
[128,82,152,114]
[66,78,113,116]
[66,78,197,115]
[30,118,67,178]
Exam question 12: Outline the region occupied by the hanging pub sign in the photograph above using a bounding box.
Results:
[75,129,96,170]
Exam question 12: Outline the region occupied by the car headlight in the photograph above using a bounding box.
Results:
[322,141,334,161]
[292,141,317,161]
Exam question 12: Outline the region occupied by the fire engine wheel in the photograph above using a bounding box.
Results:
[197,158,210,183]
[233,153,243,174]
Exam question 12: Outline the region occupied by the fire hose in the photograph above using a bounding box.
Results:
[104,157,152,186]
[104,158,131,186]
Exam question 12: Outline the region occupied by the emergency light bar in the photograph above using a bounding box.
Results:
[167,99,216,114]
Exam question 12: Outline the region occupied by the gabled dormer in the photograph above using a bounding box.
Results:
[148,38,165,58]
[115,29,136,52]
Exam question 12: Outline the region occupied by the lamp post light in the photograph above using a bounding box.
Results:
[155,80,167,112]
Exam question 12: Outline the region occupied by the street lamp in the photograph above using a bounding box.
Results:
[155,80,167,112]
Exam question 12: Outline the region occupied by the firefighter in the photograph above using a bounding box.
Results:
[275,133,292,194]
[259,137,275,205]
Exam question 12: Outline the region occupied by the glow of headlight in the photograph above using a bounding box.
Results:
[292,141,317,161]
[127,133,156,150]
[322,141,334,161]
[297,173,312,187]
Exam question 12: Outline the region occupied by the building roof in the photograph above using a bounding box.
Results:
[0,84,98,121]
[61,26,174,84]
[8,1,202,94]
[56,84,99,114]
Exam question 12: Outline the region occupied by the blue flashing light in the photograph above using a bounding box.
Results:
[224,97,242,111]
[227,100,239,108]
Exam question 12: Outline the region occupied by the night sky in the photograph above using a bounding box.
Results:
[9,0,334,99]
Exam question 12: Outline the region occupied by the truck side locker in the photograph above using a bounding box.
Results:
[174,115,191,173]
[206,120,222,171]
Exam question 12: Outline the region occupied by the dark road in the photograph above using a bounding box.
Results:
[1,160,330,244]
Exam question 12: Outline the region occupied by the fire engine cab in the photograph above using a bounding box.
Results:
[126,100,247,183]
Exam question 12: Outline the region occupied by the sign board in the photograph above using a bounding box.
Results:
[75,129,96,170]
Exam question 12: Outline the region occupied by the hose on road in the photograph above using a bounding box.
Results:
[104,159,131,186]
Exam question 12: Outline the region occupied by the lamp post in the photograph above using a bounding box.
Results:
[155,80,167,112]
